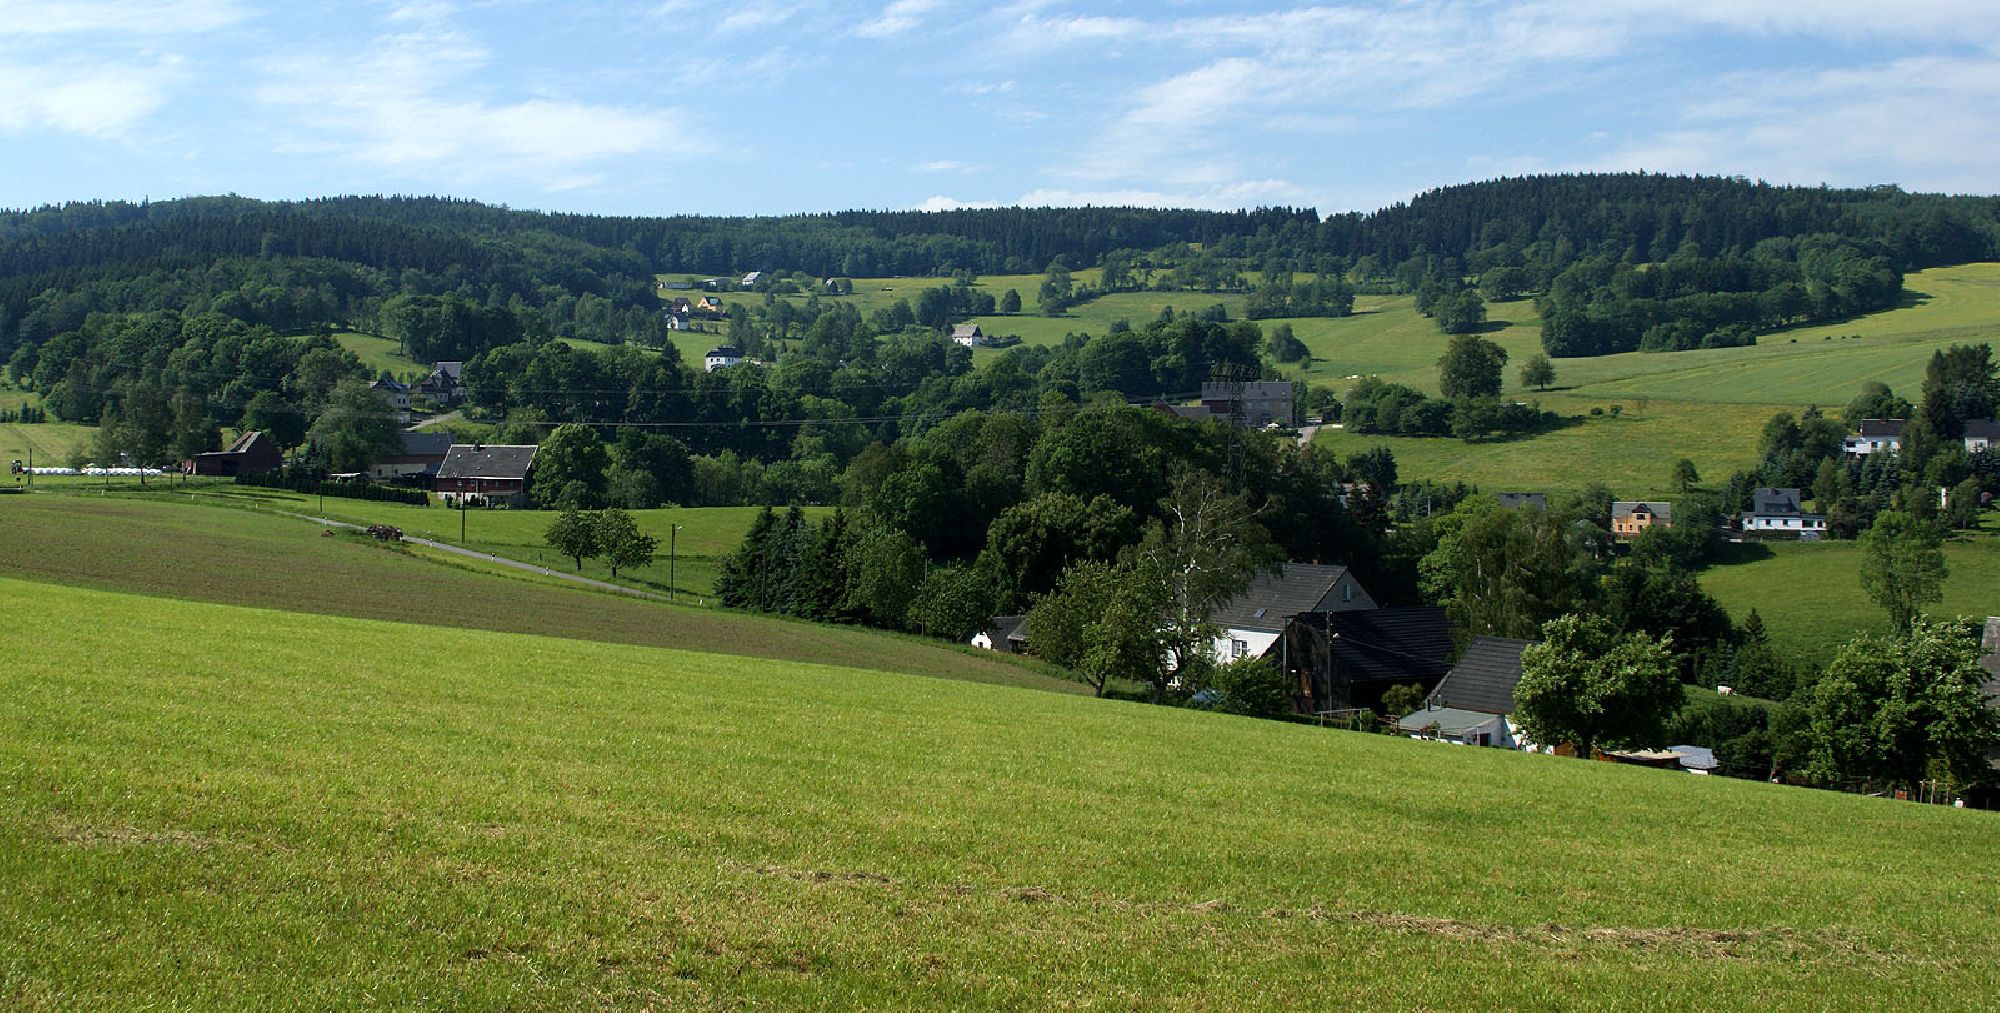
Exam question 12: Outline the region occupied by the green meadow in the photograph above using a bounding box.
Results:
[0,421,98,467]
[1700,518,2000,667]
[2,573,1996,1007]
[0,494,1072,693]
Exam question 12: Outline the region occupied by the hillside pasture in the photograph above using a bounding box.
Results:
[1699,519,2000,666]
[2,576,1996,1006]
[0,422,98,468]
[0,494,1074,693]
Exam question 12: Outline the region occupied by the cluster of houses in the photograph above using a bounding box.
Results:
[663,295,728,332]
[972,561,1713,770]
[1842,417,2000,457]
[367,362,468,423]
[183,428,541,508]
[1154,380,1298,429]
[1492,487,1829,541]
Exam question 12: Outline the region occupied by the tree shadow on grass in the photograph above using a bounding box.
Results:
[1705,541,1777,568]
[1461,413,1588,445]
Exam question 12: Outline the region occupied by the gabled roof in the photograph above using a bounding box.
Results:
[1749,487,1803,515]
[706,345,744,358]
[1495,492,1546,510]
[1964,419,2000,441]
[1853,418,1905,438]
[1213,563,1354,632]
[396,431,455,457]
[222,430,271,455]
[430,361,464,381]
[370,376,411,394]
[951,323,984,339]
[985,615,1027,644]
[1427,636,1535,715]
[437,444,538,481]
[1612,501,1672,522]
[1301,607,1455,684]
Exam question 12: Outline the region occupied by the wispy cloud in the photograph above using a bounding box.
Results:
[0,55,184,138]
[915,159,971,172]
[855,0,940,38]
[256,7,696,191]
[0,0,251,35]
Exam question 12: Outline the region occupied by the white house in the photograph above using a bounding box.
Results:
[1393,636,1535,749]
[1843,419,1904,457]
[1207,563,1375,666]
[1740,487,1826,536]
[950,323,987,347]
[369,375,413,423]
[704,345,745,372]
[1965,419,2000,454]
[741,271,763,287]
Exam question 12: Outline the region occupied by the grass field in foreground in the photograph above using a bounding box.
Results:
[1700,518,2000,666]
[2,577,1996,1007]
[0,495,1076,694]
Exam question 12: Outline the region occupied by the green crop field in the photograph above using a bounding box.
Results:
[1700,518,2000,667]
[0,494,1075,694]
[3,575,1996,1006]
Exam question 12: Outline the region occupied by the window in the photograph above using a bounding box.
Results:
[1231,639,1248,659]
[1342,582,1353,602]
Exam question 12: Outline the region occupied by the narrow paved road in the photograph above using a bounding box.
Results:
[1295,424,1321,447]
[290,512,672,603]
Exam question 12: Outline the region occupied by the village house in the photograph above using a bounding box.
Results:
[1610,501,1672,538]
[1741,487,1825,537]
[740,271,763,287]
[1393,636,1536,748]
[417,361,465,405]
[1280,607,1455,716]
[1208,563,1377,666]
[184,430,282,477]
[696,295,725,315]
[368,431,455,486]
[1965,419,2000,454]
[1843,419,1904,457]
[705,345,745,372]
[950,323,987,347]
[1495,492,1546,510]
[436,444,538,507]
[369,374,413,423]
[970,615,1029,654]
[1198,380,1294,429]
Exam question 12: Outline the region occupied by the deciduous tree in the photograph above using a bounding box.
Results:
[1513,613,1682,757]
[1804,617,1999,791]
[545,506,601,571]
[1857,510,1946,634]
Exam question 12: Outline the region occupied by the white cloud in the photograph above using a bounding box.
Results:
[0,0,250,35]
[855,0,940,38]
[0,55,182,138]
[714,4,796,35]
[915,159,970,172]
[916,194,1000,210]
[256,9,696,190]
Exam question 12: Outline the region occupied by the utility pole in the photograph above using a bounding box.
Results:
[669,523,682,601]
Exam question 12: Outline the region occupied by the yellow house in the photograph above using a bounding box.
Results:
[1611,501,1672,538]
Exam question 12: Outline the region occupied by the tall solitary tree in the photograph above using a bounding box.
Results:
[1437,333,1508,400]
[1857,510,1946,634]
[1519,353,1556,392]
[545,506,602,571]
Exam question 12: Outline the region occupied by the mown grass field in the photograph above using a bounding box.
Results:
[3,575,1996,1007]
[0,422,97,468]
[333,330,421,379]
[0,494,1075,694]
[1700,518,2000,667]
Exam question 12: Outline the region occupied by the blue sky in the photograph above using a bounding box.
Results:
[3,0,1997,216]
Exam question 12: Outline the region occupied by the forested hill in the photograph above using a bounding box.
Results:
[3,173,1998,363]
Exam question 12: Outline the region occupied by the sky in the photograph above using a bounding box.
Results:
[2,0,1998,217]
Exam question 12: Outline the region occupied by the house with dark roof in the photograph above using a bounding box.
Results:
[369,374,413,422]
[185,430,282,477]
[1844,418,1905,457]
[417,361,465,404]
[1279,607,1455,715]
[1495,492,1546,510]
[971,615,1029,654]
[1393,636,1536,748]
[1741,487,1825,537]
[1611,501,1672,539]
[1964,419,2000,454]
[1208,563,1376,665]
[1199,380,1294,429]
[436,444,539,507]
[369,431,456,485]
[950,323,987,347]
[705,345,744,372]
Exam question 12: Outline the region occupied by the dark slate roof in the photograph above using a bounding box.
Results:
[1212,563,1352,632]
[398,431,455,457]
[1854,418,1905,438]
[706,345,743,358]
[1200,380,1293,400]
[1750,487,1804,515]
[986,615,1027,643]
[1965,419,2000,441]
[1427,636,1536,715]
[1298,607,1454,684]
[1495,492,1546,510]
[1612,501,1672,522]
[437,444,539,481]
[370,376,410,393]
[1668,745,1719,771]
[431,360,464,380]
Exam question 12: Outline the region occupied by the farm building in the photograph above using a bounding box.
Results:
[1279,607,1455,716]
[184,430,282,477]
[970,615,1029,654]
[369,431,456,485]
[951,324,987,347]
[705,345,745,372]
[436,444,539,507]
[1393,636,1536,748]
[1208,563,1376,666]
